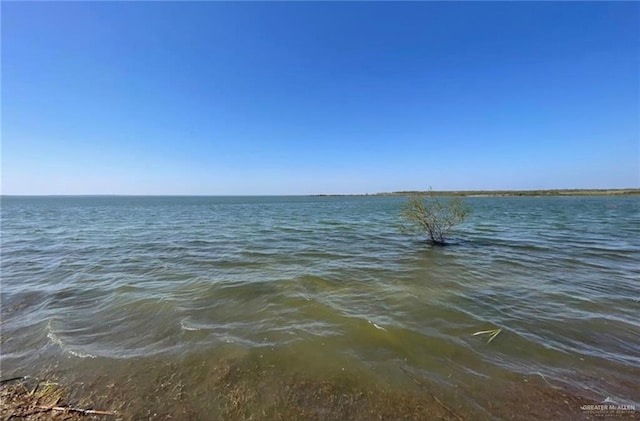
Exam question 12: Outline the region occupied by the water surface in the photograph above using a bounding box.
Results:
[2,196,639,419]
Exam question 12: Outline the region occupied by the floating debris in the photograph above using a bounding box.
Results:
[473,328,503,344]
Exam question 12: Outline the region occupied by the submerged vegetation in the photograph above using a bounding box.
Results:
[401,193,470,245]
[0,363,600,421]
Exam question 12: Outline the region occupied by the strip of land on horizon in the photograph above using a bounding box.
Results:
[311,188,640,197]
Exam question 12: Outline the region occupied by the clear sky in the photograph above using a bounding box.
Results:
[2,2,639,195]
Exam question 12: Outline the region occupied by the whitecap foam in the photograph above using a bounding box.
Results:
[46,321,64,346]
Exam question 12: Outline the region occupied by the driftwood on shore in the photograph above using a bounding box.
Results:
[0,376,116,420]
[35,405,116,416]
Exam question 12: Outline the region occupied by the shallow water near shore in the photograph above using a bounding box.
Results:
[2,195,639,419]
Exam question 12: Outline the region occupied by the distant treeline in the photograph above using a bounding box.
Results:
[311,189,640,197]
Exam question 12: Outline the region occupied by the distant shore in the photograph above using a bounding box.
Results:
[311,188,640,197]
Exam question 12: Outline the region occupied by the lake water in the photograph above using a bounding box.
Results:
[1,196,639,419]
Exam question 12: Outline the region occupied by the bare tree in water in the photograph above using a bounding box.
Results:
[401,193,470,246]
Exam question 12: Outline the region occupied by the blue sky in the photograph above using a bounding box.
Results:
[2,2,638,195]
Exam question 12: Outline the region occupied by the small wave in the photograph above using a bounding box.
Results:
[67,349,97,359]
[180,318,202,331]
[46,320,97,359]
